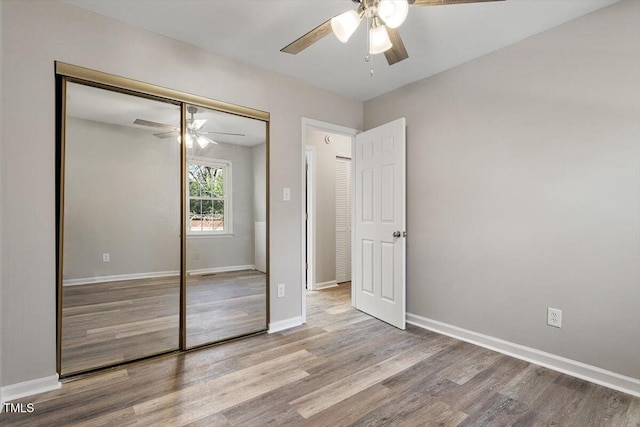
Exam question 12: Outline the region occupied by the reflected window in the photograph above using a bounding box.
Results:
[188,158,232,234]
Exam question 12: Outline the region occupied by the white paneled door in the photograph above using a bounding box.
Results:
[353,118,406,329]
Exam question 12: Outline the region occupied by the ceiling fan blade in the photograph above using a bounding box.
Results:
[200,131,246,137]
[281,18,333,55]
[385,28,409,65]
[191,119,207,130]
[201,136,218,146]
[410,0,504,6]
[152,131,179,139]
[133,119,178,131]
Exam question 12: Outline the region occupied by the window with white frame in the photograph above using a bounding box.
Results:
[187,158,232,235]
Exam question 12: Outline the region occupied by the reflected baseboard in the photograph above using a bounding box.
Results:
[64,265,259,286]
[187,265,256,276]
[63,270,180,286]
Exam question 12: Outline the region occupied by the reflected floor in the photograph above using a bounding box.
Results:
[186,270,267,347]
[61,270,266,375]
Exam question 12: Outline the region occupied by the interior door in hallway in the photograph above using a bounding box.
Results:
[353,118,406,329]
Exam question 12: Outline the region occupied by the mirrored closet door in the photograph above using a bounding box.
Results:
[57,63,270,377]
[60,82,182,375]
[185,104,267,348]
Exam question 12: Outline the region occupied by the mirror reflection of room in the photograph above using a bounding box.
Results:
[61,82,181,375]
[184,104,267,348]
[60,84,268,375]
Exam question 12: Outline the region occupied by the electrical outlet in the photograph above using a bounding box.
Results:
[102,253,110,262]
[283,188,291,202]
[277,283,285,298]
[547,308,562,328]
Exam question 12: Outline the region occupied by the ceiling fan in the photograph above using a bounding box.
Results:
[281,0,504,66]
[134,105,245,149]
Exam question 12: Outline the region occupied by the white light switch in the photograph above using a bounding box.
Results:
[283,188,291,201]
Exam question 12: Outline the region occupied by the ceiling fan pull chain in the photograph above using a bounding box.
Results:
[365,16,374,77]
[365,16,371,64]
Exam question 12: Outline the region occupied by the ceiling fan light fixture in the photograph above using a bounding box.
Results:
[331,9,361,43]
[378,0,409,29]
[369,24,393,55]
[185,133,193,149]
[196,135,210,149]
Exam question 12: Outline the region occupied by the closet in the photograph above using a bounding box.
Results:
[57,63,269,376]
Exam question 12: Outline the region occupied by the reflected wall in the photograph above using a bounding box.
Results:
[61,82,181,374]
[184,104,267,347]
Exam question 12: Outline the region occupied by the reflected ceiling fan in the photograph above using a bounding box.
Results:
[281,0,504,66]
[134,105,245,149]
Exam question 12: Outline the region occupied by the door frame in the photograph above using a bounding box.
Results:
[300,118,360,323]
[305,145,317,292]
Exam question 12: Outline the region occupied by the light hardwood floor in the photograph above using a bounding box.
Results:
[3,283,639,426]
[61,270,266,374]
[186,270,267,347]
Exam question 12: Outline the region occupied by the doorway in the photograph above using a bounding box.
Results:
[300,118,359,323]
[300,117,407,329]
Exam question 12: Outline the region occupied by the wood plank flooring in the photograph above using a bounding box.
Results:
[186,270,267,347]
[61,270,266,374]
[4,283,639,426]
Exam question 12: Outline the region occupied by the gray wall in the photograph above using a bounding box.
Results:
[252,143,267,273]
[186,142,258,271]
[365,0,640,379]
[253,144,267,223]
[64,118,265,280]
[306,129,352,285]
[64,118,181,281]
[1,0,362,387]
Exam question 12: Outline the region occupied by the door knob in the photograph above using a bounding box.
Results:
[393,231,401,238]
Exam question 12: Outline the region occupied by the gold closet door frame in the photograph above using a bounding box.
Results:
[55,62,271,377]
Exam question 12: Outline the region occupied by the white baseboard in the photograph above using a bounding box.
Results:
[336,275,350,284]
[313,280,338,290]
[407,313,640,398]
[187,265,255,276]
[268,316,303,333]
[63,270,179,286]
[63,265,258,286]
[1,374,61,405]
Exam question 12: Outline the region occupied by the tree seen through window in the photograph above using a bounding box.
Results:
[188,162,228,233]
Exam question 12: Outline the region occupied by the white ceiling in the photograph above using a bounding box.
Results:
[64,0,620,101]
